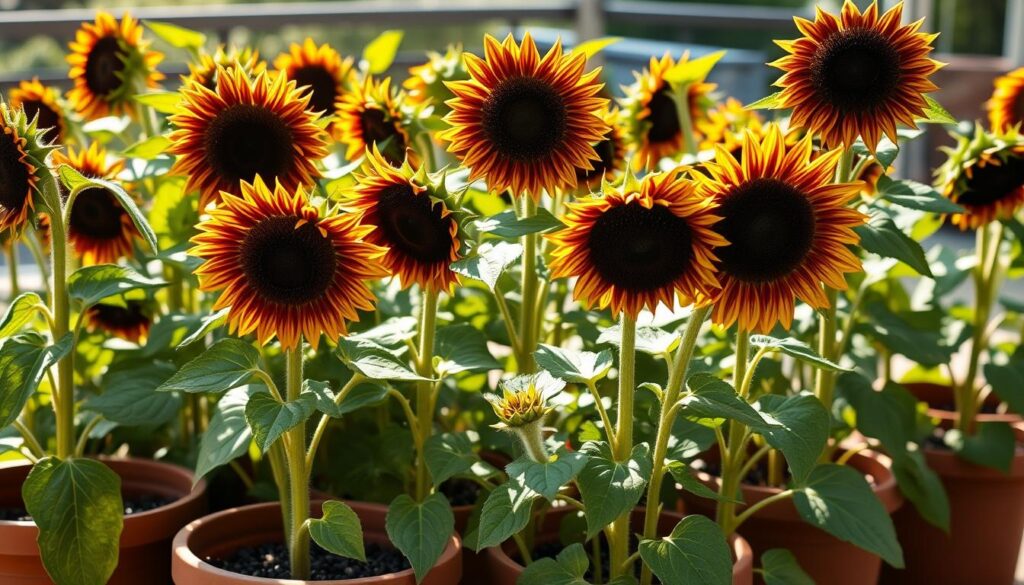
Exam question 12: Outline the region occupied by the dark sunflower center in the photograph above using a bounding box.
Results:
[204,104,295,185]
[810,27,902,114]
[716,178,816,283]
[481,76,568,161]
[85,36,126,96]
[21,100,61,140]
[240,215,337,305]
[587,202,694,292]
[376,184,453,263]
[92,301,148,329]
[576,135,619,183]
[959,154,1024,207]
[292,66,339,116]
[70,188,125,240]
[1014,93,1024,126]
[646,88,681,143]
[0,131,31,213]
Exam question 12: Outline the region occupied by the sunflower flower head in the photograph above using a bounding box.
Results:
[274,39,356,138]
[936,123,1024,230]
[8,78,66,143]
[403,44,469,118]
[337,76,412,166]
[85,299,154,343]
[486,372,564,429]
[0,103,58,235]
[987,67,1024,133]
[770,0,943,150]
[182,46,267,92]
[66,11,164,120]
[693,124,867,333]
[442,33,609,200]
[190,176,389,350]
[575,105,628,192]
[696,97,766,157]
[169,67,329,210]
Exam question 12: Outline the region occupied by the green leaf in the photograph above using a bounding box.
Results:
[746,91,785,110]
[0,292,43,339]
[157,338,261,394]
[639,515,732,585]
[122,135,172,160]
[244,391,317,453]
[176,307,229,348]
[474,481,540,550]
[861,303,950,367]
[146,20,206,50]
[335,337,428,381]
[0,333,72,429]
[984,362,1024,416]
[450,241,523,290]
[309,500,366,561]
[664,50,725,85]
[85,361,181,426]
[195,385,259,484]
[750,335,849,372]
[840,374,920,452]
[133,92,182,115]
[473,208,565,238]
[425,432,478,488]
[755,394,830,484]
[67,264,166,308]
[667,460,740,503]
[337,383,389,415]
[302,379,344,418]
[570,36,622,58]
[534,344,613,384]
[363,30,404,74]
[434,324,500,374]
[793,464,903,567]
[677,374,767,428]
[58,165,159,256]
[761,549,814,585]
[349,316,418,346]
[876,175,964,213]
[598,324,680,355]
[386,493,454,583]
[506,450,589,502]
[577,441,651,538]
[22,458,124,585]
[945,422,1016,472]
[890,448,950,532]
[855,212,933,277]
[518,542,636,585]
[919,96,956,124]
[852,136,899,169]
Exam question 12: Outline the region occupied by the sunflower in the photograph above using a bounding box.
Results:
[575,106,627,191]
[190,176,388,350]
[936,124,1024,230]
[274,39,355,138]
[693,125,866,333]
[988,67,1024,133]
[169,67,328,210]
[696,98,766,158]
[621,52,716,170]
[182,46,267,92]
[345,146,467,292]
[66,11,164,120]
[0,104,55,235]
[85,300,153,343]
[442,33,609,200]
[337,76,411,166]
[403,44,469,118]
[547,169,724,318]
[52,143,139,265]
[770,1,942,150]
[8,79,66,143]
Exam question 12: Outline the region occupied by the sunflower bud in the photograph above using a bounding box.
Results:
[488,384,548,428]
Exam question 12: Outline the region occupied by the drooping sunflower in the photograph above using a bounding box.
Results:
[345,147,467,292]
[169,67,328,210]
[274,39,355,138]
[85,300,153,343]
[936,124,1024,230]
[621,52,716,170]
[52,143,139,265]
[403,44,469,118]
[442,33,609,200]
[337,76,411,166]
[0,104,55,235]
[66,11,164,120]
[770,1,942,149]
[988,67,1024,133]
[182,46,267,92]
[190,177,389,350]
[8,79,66,143]
[575,106,627,191]
[693,125,866,333]
[546,169,724,318]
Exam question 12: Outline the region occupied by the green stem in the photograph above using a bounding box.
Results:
[7,244,20,300]
[717,329,751,534]
[609,312,637,579]
[519,196,539,373]
[25,231,51,301]
[515,422,549,464]
[415,288,439,500]
[284,347,310,580]
[584,380,616,451]
[672,83,698,156]
[732,489,794,532]
[959,221,1004,432]
[13,419,44,459]
[306,374,365,471]
[45,176,74,460]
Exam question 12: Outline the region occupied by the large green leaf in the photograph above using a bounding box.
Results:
[195,385,259,483]
[664,50,725,85]
[122,135,172,160]
[385,493,454,583]
[472,481,539,550]
[363,30,403,74]
[861,303,951,367]
[534,344,613,384]
[450,241,522,290]
[519,542,634,585]
[67,264,166,308]
[0,292,43,339]
[175,307,228,348]
[756,393,830,484]
[132,92,182,115]
[761,549,814,585]
[424,432,478,488]
[309,500,366,561]
[58,165,159,255]
[639,515,732,585]
[577,441,651,538]
[244,391,317,453]
[667,461,740,503]
[506,450,588,502]
[0,333,72,429]
[473,208,565,238]
[85,361,181,425]
[855,212,933,277]
[677,374,767,428]
[597,324,680,355]
[945,422,1016,473]
[335,337,428,381]
[985,362,1024,416]
[157,338,261,394]
[349,316,418,347]
[145,20,206,50]
[890,449,950,532]
[793,464,903,567]
[749,336,848,371]
[22,457,124,585]
[919,96,956,124]
[434,324,500,374]
[876,176,963,213]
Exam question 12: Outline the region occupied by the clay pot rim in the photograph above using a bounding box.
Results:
[920,441,1024,477]
[903,381,1024,426]
[172,500,462,584]
[0,456,207,527]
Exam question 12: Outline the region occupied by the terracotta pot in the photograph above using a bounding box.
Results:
[681,452,903,585]
[172,500,462,584]
[904,381,1024,435]
[0,457,208,585]
[482,506,753,585]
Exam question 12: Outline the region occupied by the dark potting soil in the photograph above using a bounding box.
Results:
[207,542,410,580]
[0,494,177,522]
[440,477,480,506]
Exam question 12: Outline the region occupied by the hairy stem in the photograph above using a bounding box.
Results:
[609,313,637,578]
[415,288,439,500]
[285,347,311,580]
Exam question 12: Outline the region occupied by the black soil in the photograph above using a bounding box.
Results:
[0,494,177,522]
[440,478,480,506]
[207,542,410,580]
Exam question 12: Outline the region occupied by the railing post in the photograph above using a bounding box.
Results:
[1006,0,1024,67]
[576,0,606,65]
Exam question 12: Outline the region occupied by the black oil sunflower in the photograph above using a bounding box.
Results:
[85,36,126,96]
[292,66,339,116]
[204,104,295,185]
[376,184,452,264]
[810,28,902,115]
[482,76,568,162]
[241,215,337,305]
[716,178,816,283]
[646,88,681,143]
[90,301,149,331]
[69,188,124,240]
[0,132,31,215]
[960,155,1024,207]
[588,202,693,292]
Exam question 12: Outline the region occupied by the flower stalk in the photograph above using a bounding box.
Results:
[415,288,440,500]
[609,312,637,579]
